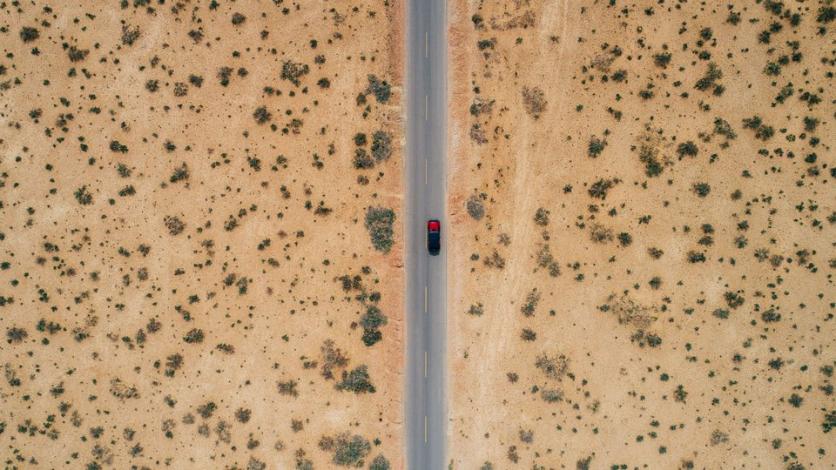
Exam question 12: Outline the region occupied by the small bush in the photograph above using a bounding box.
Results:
[6,327,28,344]
[67,46,89,62]
[281,61,310,86]
[467,303,484,316]
[692,182,711,197]
[470,97,495,116]
[371,131,392,161]
[587,136,607,158]
[253,106,272,124]
[277,380,299,397]
[590,224,613,244]
[164,216,185,236]
[761,309,781,323]
[521,289,540,317]
[354,148,375,169]
[588,179,616,199]
[183,328,204,344]
[331,433,371,466]
[541,389,563,403]
[533,208,550,226]
[687,251,706,263]
[231,12,246,25]
[521,86,547,119]
[19,26,39,42]
[74,186,94,205]
[466,195,485,220]
[336,366,375,394]
[361,306,387,329]
[535,353,569,380]
[361,327,382,347]
[653,52,672,68]
[121,25,141,46]
[320,340,349,380]
[617,232,633,247]
[710,430,729,446]
[713,118,737,140]
[364,207,396,253]
[823,409,835,433]
[676,141,699,158]
[369,455,391,470]
[169,163,190,183]
[367,75,391,103]
[694,62,722,91]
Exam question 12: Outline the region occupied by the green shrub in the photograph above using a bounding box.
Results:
[121,25,140,46]
[713,118,737,140]
[369,455,391,470]
[183,328,204,344]
[365,207,396,253]
[521,86,547,119]
[336,366,376,394]
[361,306,387,329]
[676,141,699,158]
[761,309,781,323]
[253,106,272,124]
[320,339,349,380]
[354,148,375,169]
[19,26,39,42]
[540,389,563,403]
[467,303,484,316]
[74,186,93,205]
[367,75,391,103]
[533,208,550,226]
[332,433,371,466]
[587,136,607,158]
[535,353,569,380]
[521,289,540,317]
[588,178,616,199]
[361,327,382,347]
[692,182,711,197]
[694,62,722,91]
[281,61,310,86]
[653,52,672,68]
[466,195,485,220]
[371,131,392,161]
[823,409,835,433]
[169,163,190,183]
[712,309,729,319]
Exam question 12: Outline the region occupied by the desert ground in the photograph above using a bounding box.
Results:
[1,1,402,469]
[448,1,833,469]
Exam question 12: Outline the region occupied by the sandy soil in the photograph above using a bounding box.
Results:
[448,1,833,469]
[1,1,402,469]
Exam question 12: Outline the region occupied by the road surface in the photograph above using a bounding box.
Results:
[405,0,447,468]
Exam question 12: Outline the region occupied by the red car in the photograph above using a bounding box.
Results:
[427,219,441,255]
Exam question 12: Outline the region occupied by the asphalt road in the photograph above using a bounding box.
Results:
[405,0,447,468]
